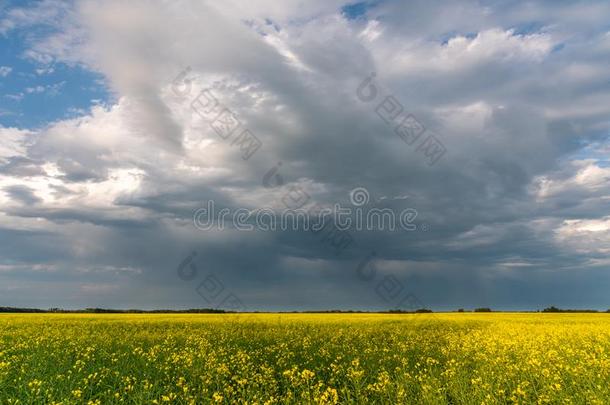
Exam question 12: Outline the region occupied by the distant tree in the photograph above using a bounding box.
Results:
[542,306,598,313]
[457,308,465,312]
[474,307,492,312]
[0,307,46,313]
[415,308,433,313]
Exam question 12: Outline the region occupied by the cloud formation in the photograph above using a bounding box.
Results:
[0,0,609,310]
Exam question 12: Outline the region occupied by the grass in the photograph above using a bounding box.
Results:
[0,313,609,404]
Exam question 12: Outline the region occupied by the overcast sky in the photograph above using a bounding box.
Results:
[0,0,609,311]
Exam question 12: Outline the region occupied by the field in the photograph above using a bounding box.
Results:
[1,313,609,404]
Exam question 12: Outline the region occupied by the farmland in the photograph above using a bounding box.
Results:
[0,313,609,404]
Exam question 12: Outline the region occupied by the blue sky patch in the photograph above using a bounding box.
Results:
[0,6,111,129]
[341,1,379,20]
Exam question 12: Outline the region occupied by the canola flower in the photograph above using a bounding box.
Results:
[0,313,609,403]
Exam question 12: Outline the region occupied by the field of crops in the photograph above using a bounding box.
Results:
[1,313,609,404]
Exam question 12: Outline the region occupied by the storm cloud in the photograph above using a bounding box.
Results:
[0,0,609,311]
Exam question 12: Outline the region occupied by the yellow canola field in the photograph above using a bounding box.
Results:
[0,313,609,404]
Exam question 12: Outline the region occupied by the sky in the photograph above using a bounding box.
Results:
[0,0,609,311]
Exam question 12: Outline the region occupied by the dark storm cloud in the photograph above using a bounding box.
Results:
[4,185,42,205]
[0,157,47,177]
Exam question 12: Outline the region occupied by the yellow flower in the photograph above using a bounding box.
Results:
[301,369,315,381]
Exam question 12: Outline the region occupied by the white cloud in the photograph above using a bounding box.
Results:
[555,217,610,255]
[0,127,33,162]
[4,93,24,102]
[25,85,45,94]
[23,82,65,96]
[433,28,554,70]
[533,160,610,200]
[0,66,12,77]
[35,66,55,75]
